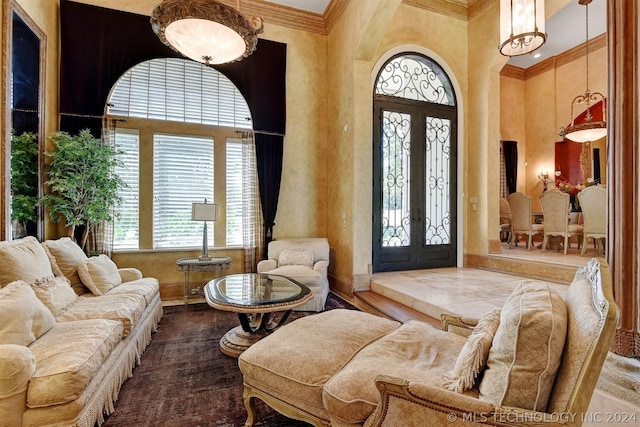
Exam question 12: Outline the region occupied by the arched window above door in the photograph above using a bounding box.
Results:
[375,54,456,106]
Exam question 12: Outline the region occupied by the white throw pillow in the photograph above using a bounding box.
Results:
[0,236,54,287]
[77,255,122,296]
[0,280,56,346]
[41,237,89,293]
[442,308,501,392]
[479,281,567,412]
[278,248,314,267]
[31,276,78,316]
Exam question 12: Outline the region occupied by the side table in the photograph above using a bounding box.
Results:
[176,257,231,306]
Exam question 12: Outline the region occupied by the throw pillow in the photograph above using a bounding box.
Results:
[442,308,501,392]
[41,237,89,293]
[0,280,56,346]
[77,255,122,296]
[479,281,567,412]
[31,276,78,317]
[0,236,54,287]
[278,248,314,268]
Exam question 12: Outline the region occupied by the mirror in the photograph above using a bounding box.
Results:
[2,1,46,240]
[555,138,606,187]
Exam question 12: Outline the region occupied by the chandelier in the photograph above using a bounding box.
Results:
[499,0,546,56]
[558,0,607,143]
[151,0,264,66]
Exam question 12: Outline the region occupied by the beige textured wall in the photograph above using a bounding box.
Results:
[500,75,526,193]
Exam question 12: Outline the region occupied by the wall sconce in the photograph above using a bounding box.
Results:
[538,170,549,183]
[192,198,218,260]
[538,170,549,190]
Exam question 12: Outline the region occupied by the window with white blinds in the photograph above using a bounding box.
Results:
[107,58,252,128]
[153,134,214,248]
[113,130,140,250]
[226,139,243,246]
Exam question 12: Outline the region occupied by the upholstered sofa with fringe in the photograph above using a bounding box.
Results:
[0,236,163,427]
[239,258,618,427]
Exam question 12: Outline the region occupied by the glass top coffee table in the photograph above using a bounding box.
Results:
[205,273,312,357]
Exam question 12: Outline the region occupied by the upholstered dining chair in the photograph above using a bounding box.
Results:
[507,192,543,250]
[539,189,583,255]
[499,198,511,242]
[577,185,606,256]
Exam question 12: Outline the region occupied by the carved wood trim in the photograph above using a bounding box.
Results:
[607,0,639,357]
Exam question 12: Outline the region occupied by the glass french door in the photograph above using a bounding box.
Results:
[372,100,457,272]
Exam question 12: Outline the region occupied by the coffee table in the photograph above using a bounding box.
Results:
[204,273,312,357]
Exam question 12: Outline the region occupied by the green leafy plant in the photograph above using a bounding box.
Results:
[10,131,39,234]
[41,129,125,251]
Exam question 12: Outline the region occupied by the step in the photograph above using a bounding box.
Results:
[354,290,441,328]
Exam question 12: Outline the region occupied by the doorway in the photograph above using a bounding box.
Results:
[372,53,458,272]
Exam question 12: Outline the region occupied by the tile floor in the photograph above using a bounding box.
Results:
[370,256,638,426]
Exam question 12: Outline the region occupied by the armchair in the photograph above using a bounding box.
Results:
[239,258,618,427]
[257,237,330,312]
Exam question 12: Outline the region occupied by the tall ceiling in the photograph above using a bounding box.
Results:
[260,0,606,69]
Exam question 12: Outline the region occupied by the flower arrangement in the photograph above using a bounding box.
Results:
[554,174,598,195]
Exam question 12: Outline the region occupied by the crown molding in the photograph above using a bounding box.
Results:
[500,64,526,80]
[403,0,468,20]
[525,33,606,79]
[468,0,493,20]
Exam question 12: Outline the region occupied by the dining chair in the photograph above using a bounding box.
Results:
[577,185,606,256]
[499,198,512,242]
[539,189,584,254]
[506,192,543,250]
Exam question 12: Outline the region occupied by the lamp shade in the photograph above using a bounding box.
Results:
[192,202,218,221]
[499,0,546,57]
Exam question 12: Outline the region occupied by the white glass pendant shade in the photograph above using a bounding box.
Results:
[151,0,264,65]
[499,0,546,56]
[164,19,246,64]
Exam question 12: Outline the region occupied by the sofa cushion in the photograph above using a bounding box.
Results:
[262,266,323,288]
[31,276,78,317]
[239,309,400,421]
[77,255,122,295]
[442,308,501,393]
[322,320,467,424]
[0,237,54,287]
[0,344,36,399]
[104,277,160,305]
[279,248,314,267]
[41,238,89,295]
[0,281,56,347]
[479,281,567,412]
[26,319,123,408]
[55,293,146,338]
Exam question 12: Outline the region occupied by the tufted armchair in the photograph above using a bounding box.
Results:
[257,238,330,312]
[239,258,618,427]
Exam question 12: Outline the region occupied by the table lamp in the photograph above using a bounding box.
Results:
[192,199,218,260]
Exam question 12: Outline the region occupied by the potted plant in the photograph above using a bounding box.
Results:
[41,129,125,252]
[10,131,39,237]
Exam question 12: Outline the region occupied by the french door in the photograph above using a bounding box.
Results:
[372,99,457,272]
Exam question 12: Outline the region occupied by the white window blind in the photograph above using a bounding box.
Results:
[226,139,243,246]
[108,58,252,128]
[153,134,214,248]
[113,130,140,250]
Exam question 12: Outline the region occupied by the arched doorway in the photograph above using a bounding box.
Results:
[372,53,458,272]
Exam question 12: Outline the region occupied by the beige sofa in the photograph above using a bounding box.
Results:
[0,237,163,427]
[239,258,618,427]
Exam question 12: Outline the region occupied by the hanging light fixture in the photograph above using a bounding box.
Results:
[151,0,264,66]
[499,0,546,56]
[558,0,607,143]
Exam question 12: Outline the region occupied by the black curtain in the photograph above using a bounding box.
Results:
[502,141,518,195]
[59,0,286,254]
[254,134,284,255]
